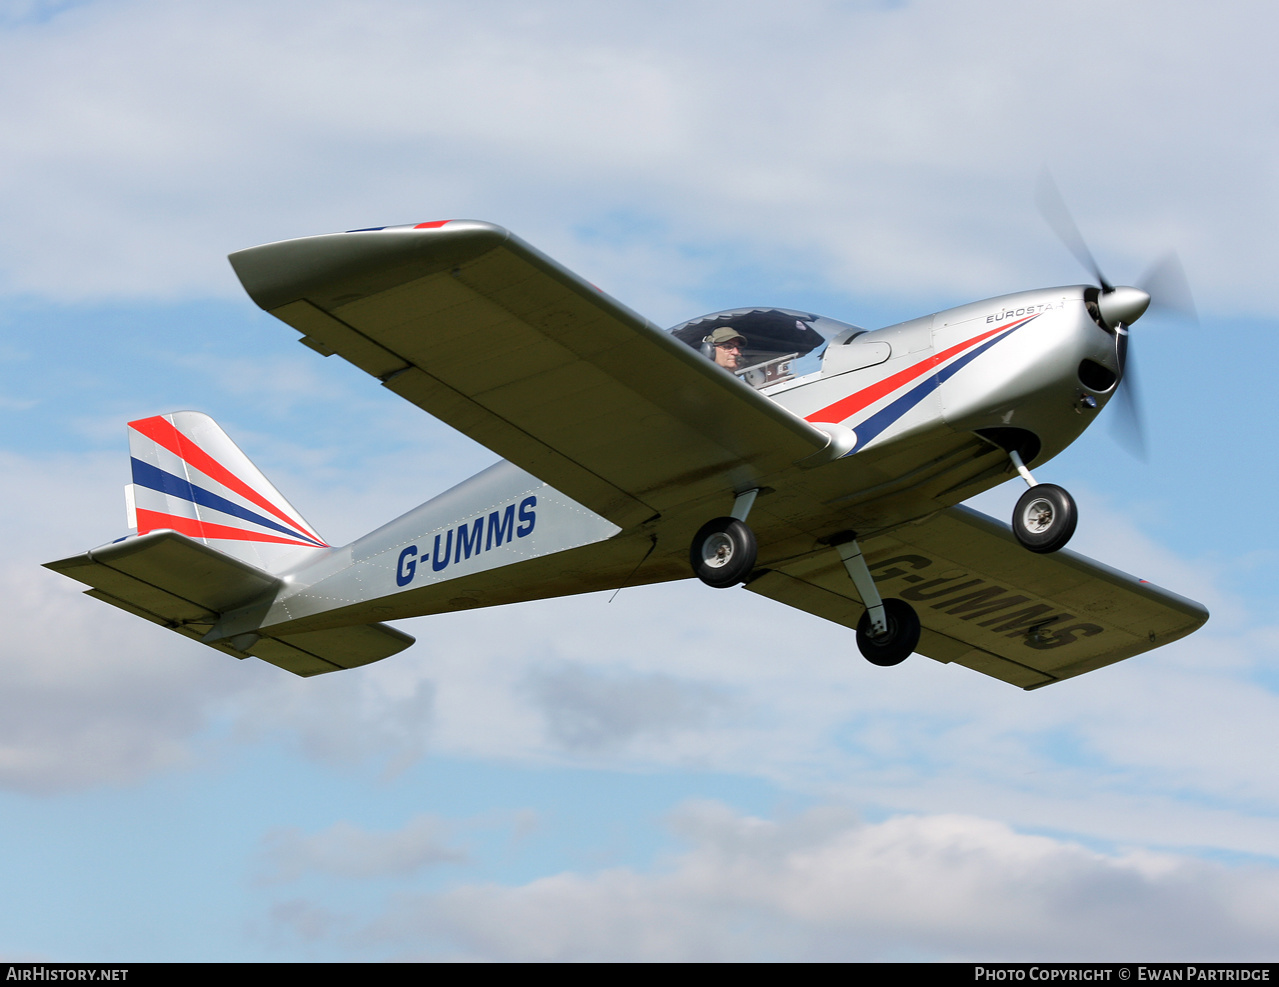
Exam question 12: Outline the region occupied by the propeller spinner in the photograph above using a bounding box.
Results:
[1097,285,1151,328]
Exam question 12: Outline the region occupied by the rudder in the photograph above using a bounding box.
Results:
[126,411,329,574]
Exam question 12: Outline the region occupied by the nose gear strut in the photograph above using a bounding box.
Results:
[1007,450,1077,554]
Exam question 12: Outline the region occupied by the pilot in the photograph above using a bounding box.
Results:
[703,327,747,371]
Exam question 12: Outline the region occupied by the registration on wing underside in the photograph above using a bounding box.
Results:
[870,552,1106,649]
[748,506,1207,689]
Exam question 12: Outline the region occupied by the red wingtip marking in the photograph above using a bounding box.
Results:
[414,220,451,229]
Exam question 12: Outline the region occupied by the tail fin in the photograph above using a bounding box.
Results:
[126,411,329,574]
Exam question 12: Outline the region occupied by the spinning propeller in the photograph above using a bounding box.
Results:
[1035,172,1198,459]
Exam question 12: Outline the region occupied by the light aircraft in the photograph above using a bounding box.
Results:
[46,209,1207,690]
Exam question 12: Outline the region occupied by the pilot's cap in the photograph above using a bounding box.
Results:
[705,327,746,346]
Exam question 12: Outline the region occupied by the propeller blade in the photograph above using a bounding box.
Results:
[1139,252,1199,326]
[1036,170,1113,292]
[1110,334,1147,460]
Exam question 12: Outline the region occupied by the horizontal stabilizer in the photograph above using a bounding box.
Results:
[46,530,413,676]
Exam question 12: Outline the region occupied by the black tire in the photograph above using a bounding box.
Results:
[689,517,757,588]
[1012,483,1077,554]
[856,598,920,667]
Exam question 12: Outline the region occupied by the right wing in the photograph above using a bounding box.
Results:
[229,221,832,529]
[746,505,1208,689]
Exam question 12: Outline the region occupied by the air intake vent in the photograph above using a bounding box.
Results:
[1078,359,1117,392]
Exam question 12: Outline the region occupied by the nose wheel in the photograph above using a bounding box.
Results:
[1013,483,1077,554]
[1006,449,1077,554]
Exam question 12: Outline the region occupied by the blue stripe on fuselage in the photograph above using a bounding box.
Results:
[849,320,1031,451]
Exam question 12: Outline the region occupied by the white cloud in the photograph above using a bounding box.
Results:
[229,564,1279,858]
[0,0,1273,315]
[258,814,465,883]
[3,0,1273,961]
[15,443,1279,871]
[522,662,736,753]
[232,669,437,778]
[269,801,1279,961]
[0,451,255,792]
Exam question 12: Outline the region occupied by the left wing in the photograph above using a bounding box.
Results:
[229,221,833,529]
[746,505,1208,689]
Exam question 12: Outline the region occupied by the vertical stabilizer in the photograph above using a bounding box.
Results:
[126,411,329,574]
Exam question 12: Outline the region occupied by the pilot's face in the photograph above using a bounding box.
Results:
[714,340,743,370]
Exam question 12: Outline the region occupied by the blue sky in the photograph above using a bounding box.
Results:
[3,0,1279,961]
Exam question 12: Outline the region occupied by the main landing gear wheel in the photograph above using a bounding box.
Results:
[856,598,921,667]
[689,517,757,588]
[1012,483,1077,554]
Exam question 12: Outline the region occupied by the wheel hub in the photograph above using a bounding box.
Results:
[1023,497,1055,532]
[701,532,734,569]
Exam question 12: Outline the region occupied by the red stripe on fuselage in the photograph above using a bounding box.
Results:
[805,314,1039,425]
[128,416,327,546]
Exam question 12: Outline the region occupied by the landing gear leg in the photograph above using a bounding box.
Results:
[834,535,920,666]
[1008,450,1077,554]
[689,489,759,588]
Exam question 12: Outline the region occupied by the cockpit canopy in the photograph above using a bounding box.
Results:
[668,307,864,389]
